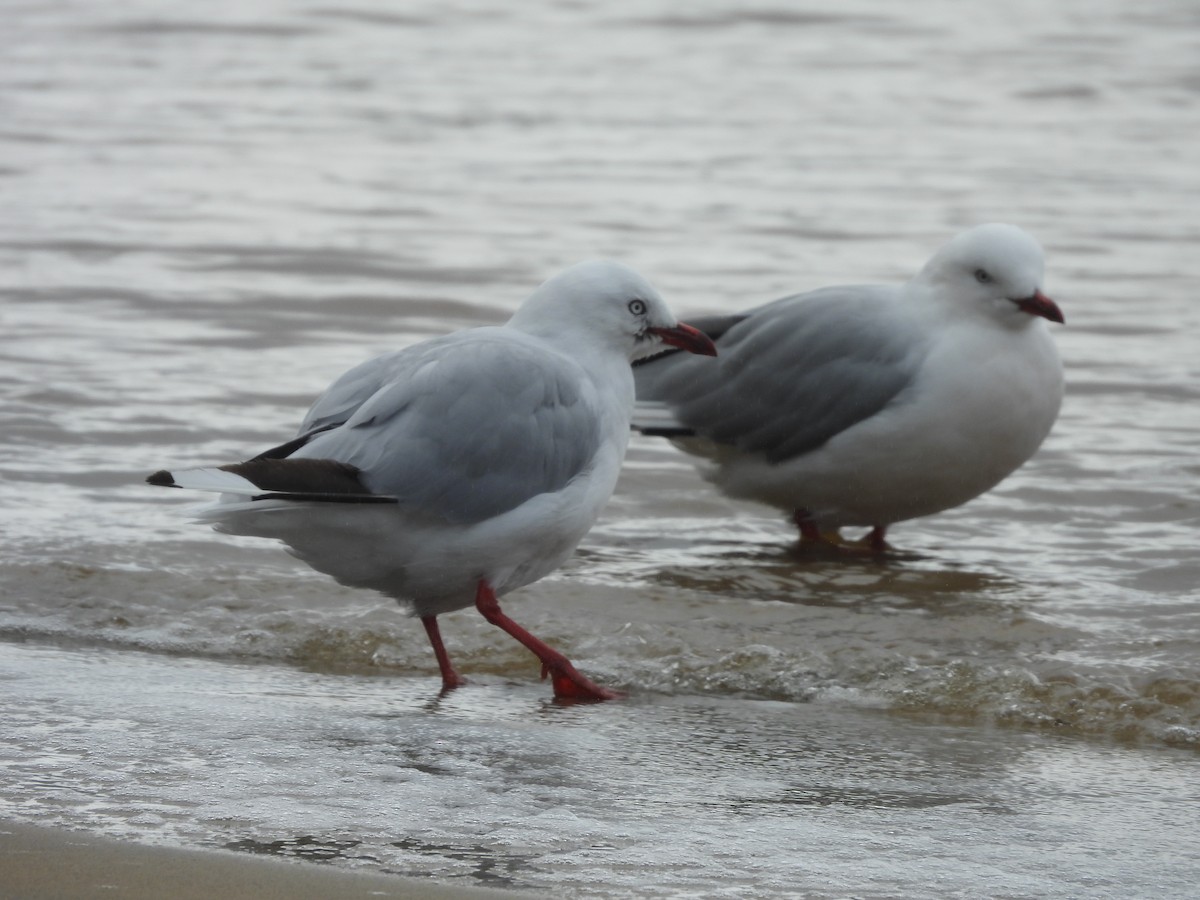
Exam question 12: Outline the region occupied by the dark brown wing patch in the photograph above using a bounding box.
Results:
[219,458,373,494]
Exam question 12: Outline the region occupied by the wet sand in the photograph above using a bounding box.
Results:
[0,822,531,900]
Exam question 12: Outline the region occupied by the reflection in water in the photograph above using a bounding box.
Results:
[646,546,1012,612]
[225,835,372,862]
[389,838,539,887]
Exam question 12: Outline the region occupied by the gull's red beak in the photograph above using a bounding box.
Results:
[1014,289,1065,324]
[648,322,718,356]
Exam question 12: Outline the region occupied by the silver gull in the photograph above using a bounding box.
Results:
[149,260,717,699]
[632,224,1064,551]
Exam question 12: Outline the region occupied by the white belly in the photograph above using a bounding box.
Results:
[700,322,1064,528]
[207,442,625,618]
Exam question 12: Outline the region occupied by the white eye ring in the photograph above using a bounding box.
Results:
[974,268,992,284]
[628,299,647,316]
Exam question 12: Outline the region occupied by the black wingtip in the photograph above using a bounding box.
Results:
[146,469,178,487]
[249,491,400,504]
[633,426,698,438]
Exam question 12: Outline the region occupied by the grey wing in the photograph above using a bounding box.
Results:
[634,286,928,463]
[299,349,411,435]
[293,331,604,525]
[249,349,416,461]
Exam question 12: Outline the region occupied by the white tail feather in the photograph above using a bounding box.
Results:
[631,400,686,434]
[168,467,262,495]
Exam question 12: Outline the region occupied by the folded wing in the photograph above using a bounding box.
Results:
[289,330,605,524]
[633,286,928,462]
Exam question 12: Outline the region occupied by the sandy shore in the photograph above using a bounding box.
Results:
[0,821,533,900]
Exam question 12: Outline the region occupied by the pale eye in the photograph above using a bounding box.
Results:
[628,299,647,316]
[974,268,992,284]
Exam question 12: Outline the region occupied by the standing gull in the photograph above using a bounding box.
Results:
[632,224,1064,550]
[148,261,716,700]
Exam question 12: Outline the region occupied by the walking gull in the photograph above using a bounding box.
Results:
[632,224,1064,551]
[148,261,716,700]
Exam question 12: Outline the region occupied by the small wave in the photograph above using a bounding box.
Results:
[618,644,1200,750]
[4,559,1198,750]
[888,662,1200,748]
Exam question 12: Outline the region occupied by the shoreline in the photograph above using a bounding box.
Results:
[0,821,533,900]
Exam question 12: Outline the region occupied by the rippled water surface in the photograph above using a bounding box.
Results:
[2,0,1199,896]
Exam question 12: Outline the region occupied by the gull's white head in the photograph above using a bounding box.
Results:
[510,260,717,361]
[917,224,1064,326]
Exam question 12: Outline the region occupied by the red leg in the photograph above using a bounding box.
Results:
[864,525,891,553]
[421,615,467,691]
[473,580,622,701]
[797,520,823,543]
[793,511,893,555]
[793,509,838,545]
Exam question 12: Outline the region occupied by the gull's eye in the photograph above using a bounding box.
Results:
[974,268,992,284]
[628,299,647,316]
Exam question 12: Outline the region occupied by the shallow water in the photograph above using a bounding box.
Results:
[4,642,1200,898]
[2,0,1199,896]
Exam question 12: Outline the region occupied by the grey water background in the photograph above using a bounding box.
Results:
[2,0,1199,896]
